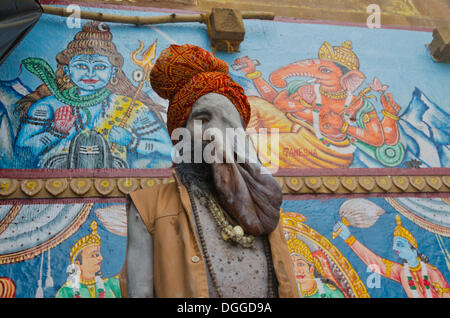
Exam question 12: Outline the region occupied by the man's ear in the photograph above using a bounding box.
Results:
[340,70,365,94]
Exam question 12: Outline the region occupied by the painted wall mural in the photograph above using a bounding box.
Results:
[0,3,449,299]
[0,196,448,298]
[2,20,171,169]
[0,200,126,298]
[0,4,448,170]
[282,196,450,298]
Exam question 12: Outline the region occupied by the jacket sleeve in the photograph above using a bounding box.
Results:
[121,191,156,298]
[129,186,161,234]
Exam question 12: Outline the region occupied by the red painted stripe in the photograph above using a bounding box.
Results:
[0,167,447,178]
[274,167,450,176]
[2,193,445,207]
[0,197,126,206]
[282,191,449,201]
[0,278,16,298]
[0,168,173,178]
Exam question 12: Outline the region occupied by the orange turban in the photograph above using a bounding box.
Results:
[150,44,251,137]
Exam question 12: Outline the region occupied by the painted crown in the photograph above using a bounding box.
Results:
[393,215,417,249]
[70,221,101,264]
[288,236,324,276]
[318,40,360,70]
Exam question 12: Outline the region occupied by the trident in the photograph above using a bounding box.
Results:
[110,40,157,153]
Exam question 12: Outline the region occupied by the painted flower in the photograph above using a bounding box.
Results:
[369,77,388,93]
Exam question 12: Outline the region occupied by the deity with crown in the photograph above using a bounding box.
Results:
[15,21,171,169]
[55,221,121,298]
[288,236,345,298]
[233,40,405,169]
[333,215,450,298]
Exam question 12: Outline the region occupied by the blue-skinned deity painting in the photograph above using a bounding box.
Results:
[11,21,171,169]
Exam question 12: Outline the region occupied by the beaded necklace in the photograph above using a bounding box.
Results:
[195,187,256,248]
[319,87,348,100]
[300,279,327,298]
[185,181,276,298]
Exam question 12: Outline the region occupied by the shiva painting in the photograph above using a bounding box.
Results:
[282,197,450,298]
[11,21,171,169]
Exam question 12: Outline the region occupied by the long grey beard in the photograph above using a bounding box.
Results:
[174,162,216,195]
[174,154,282,236]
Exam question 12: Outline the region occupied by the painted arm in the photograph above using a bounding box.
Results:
[126,199,154,298]
[233,56,279,102]
[380,93,401,145]
[109,109,171,157]
[333,222,402,283]
[347,112,385,147]
[273,87,316,121]
[15,100,73,155]
[314,107,384,146]
[429,267,450,298]
[347,239,403,283]
[130,111,171,156]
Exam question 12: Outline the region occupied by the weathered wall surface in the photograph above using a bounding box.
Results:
[71,0,450,27]
[0,2,448,298]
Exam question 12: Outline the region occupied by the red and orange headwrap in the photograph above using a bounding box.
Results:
[150,44,251,137]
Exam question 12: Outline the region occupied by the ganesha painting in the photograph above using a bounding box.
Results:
[234,40,405,169]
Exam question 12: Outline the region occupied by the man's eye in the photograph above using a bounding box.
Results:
[320,68,331,73]
[197,117,209,122]
[94,65,107,70]
[75,64,88,70]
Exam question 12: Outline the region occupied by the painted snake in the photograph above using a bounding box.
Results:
[22,57,111,107]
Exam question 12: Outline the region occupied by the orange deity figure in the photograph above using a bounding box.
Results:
[234,41,405,169]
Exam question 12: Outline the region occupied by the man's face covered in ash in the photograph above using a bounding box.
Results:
[174,92,283,236]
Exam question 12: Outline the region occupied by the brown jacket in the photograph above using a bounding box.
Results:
[120,170,299,298]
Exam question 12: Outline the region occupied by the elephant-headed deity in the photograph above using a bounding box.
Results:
[234,41,404,169]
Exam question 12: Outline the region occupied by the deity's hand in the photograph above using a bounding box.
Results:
[233,56,256,74]
[53,105,77,134]
[381,93,401,115]
[109,125,133,146]
[333,221,351,240]
[295,85,316,105]
[320,112,347,140]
